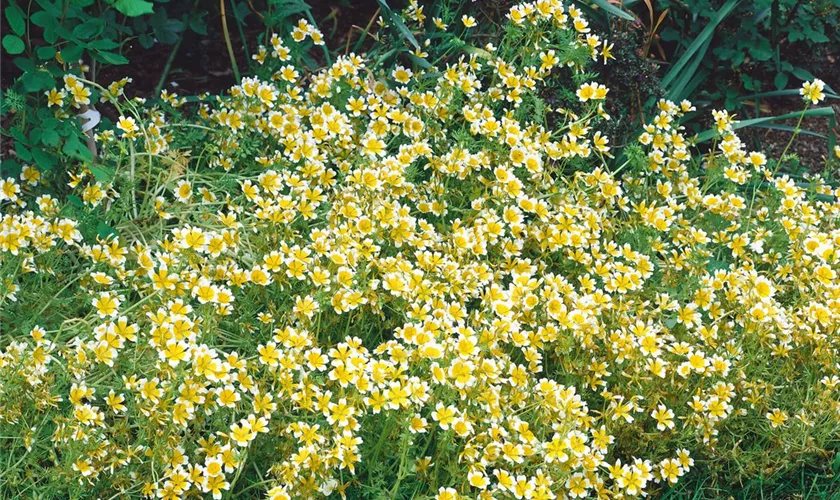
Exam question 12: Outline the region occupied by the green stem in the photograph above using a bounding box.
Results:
[129,140,138,218]
[154,29,186,97]
[305,9,331,66]
[231,3,251,73]
[776,104,809,172]
[220,0,241,83]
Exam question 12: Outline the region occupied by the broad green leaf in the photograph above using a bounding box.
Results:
[30,11,56,28]
[0,159,22,178]
[41,128,60,147]
[96,51,130,65]
[2,35,25,55]
[97,221,118,240]
[63,135,94,161]
[407,53,432,70]
[5,3,26,36]
[30,147,56,171]
[61,44,85,62]
[792,66,816,83]
[73,19,103,40]
[774,72,788,91]
[114,0,155,17]
[14,57,36,72]
[36,46,57,60]
[88,39,120,50]
[15,141,32,162]
[67,194,84,208]
[21,71,55,92]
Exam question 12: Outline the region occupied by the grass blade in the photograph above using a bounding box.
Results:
[738,89,840,101]
[666,36,710,101]
[376,0,420,51]
[750,124,828,140]
[588,0,635,20]
[695,107,836,143]
[661,0,740,89]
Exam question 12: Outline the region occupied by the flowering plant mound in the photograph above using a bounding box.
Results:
[2,2,840,499]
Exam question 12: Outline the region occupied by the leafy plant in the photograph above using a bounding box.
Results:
[1,0,208,185]
[656,0,839,99]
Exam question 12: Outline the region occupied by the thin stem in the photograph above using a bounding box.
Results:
[305,9,331,66]
[776,104,809,171]
[231,1,251,73]
[154,30,186,97]
[220,0,241,83]
[129,140,138,218]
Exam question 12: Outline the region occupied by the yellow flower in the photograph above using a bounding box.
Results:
[800,79,825,104]
[766,408,788,428]
[230,419,256,446]
[117,115,138,135]
[45,88,65,107]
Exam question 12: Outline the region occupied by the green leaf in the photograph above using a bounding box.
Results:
[36,46,57,60]
[61,44,85,62]
[67,194,84,208]
[696,107,836,143]
[14,141,32,162]
[738,89,840,101]
[376,0,420,51]
[806,30,829,43]
[89,163,115,183]
[774,72,788,90]
[750,124,828,140]
[14,57,36,73]
[0,159,23,179]
[407,53,432,70]
[791,67,816,82]
[63,135,94,161]
[2,35,26,55]
[41,128,60,147]
[588,0,634,20]
[5,3,26,36]
[73,19,103,40]
[30,147,56,171]
[114,0,155,17]
[96,51,129,65]
[21,71,55,92]
[661,0,741,89]
[666,37,711,101]
[749,47,773,61]
[10,127,29,144]
[747,37,772,61]
[31,11,53,28]
[30,10,59,44]
[88,39,120,50]
[96,221,118,240]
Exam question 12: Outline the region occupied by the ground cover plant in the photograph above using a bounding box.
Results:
[2,1,840,499]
